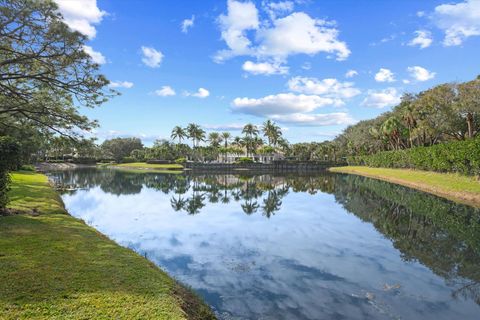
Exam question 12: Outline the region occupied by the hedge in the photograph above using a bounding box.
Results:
[347,137,480,175]
[0,136,20,209]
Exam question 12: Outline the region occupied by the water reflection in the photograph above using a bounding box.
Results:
[50,169,480,319]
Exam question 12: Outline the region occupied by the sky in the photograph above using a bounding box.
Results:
[54,0,480,145]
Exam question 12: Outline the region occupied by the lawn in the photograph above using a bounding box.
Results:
[330,166,480,207]
[110,162,184,170]
[0,172,214,319]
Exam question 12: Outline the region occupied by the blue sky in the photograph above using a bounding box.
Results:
[55,0,480,145]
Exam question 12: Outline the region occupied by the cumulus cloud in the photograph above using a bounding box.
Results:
[408,30,433,49]
[407,66,436,81]
[185,88,210,98]
[215,0,260,62]
[141,46,164,68]
[232,93,341,116]
[287,77,361,99]
[215,1,350,63]
[83,45,106,64]
[270,113,355,126]
[242,60,288,75]
[345,70,358,78]
[109,81,134,89]
[54,0,106,39]
[374,68,395,82]
[181,15,195,33]
[264,1,295,19]
[155,86,176,97]
[433,0,480,46]
[362,88,401,108]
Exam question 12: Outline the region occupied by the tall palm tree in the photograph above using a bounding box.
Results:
[221,132,231,148]
[171,126,186,144]
[208,132,222,148]
[242,123,259,138]
[186,123,199,147]
[262,120,282,146]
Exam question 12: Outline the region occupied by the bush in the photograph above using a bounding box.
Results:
[175,157,187,164]
[146,159,172,164]
[236,157,254,164]
[121,157,136,163]
[0,136,20,209]
[347,137,480,175]
[20,164,36,171]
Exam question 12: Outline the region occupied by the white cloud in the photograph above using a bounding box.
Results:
[141,46,164,68]
[407,66,436,81]
[232,93,341,116]
[433,0,480,46]
[417,11,426,17]
[109,81,134,89]
[203,123,246,131]
[215,1,350,63]
[408,30,433,49]
[362,88,401,108]
[83,45,106,64]
[270,113,355,126]
[345,70,358,78]
[54,0,106,39]
[374,68,395,82]
[256,12,350,61]
[215,0,260,62]
[288,77,361,99]
[181,15,195,33]
[264,1,295,19]
[155,86,176,97]
[242,60,288,75]
[186,88,210,98]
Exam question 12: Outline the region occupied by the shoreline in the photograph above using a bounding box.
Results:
[329,166,480,208]
[1,171,215,319]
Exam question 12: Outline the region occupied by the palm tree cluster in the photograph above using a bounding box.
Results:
[169,121,288,160]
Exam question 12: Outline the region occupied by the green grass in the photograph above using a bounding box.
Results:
[112,162,183,170]
[330,166,480,207]
[1,172,214,319]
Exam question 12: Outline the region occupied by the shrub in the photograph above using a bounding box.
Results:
[347,137,480,175]
[236,157,254,164]
[0,136,20,209]
[20,164,36,171]
[121,157,136,163]
[175,157,187,164]
[146,160,172,164]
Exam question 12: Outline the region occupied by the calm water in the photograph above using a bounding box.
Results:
[49,169,480,320]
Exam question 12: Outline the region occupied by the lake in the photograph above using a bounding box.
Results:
[48,168,480,320]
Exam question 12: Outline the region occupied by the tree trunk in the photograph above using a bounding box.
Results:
[467,113,474,138]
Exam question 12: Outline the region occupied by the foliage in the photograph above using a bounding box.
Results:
[175,157,187,164]
[236,157,254,164]
[101,138,143,163]
[347,137,480,175]
[122,156,136,163]
[0,136,20,209]
[19,164,35,171]
[0,0,114,137]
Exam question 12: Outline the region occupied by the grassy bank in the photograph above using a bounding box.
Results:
[0,171,214,319]
[329,166,480,207]
[108,162,184,172]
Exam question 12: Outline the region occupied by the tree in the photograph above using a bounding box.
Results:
[208,132,222,148]
[262,120,282,146]
[101,138,143,163]
[0,0,114,137]
[242,123,259,138]
[221,132,231,148]
[456,79,480,138]
[170,126,186,144]
[186,123,205,148]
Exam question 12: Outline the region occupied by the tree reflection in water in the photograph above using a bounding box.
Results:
[49,168,480,306]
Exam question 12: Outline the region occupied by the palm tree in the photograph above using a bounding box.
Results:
[208,132,222,148]
[186,123,205,147]
[221,132,231,148]
[242,123,259,138]
[232,136,243,147]
[262,120,282,146]
[171,126,186,144]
